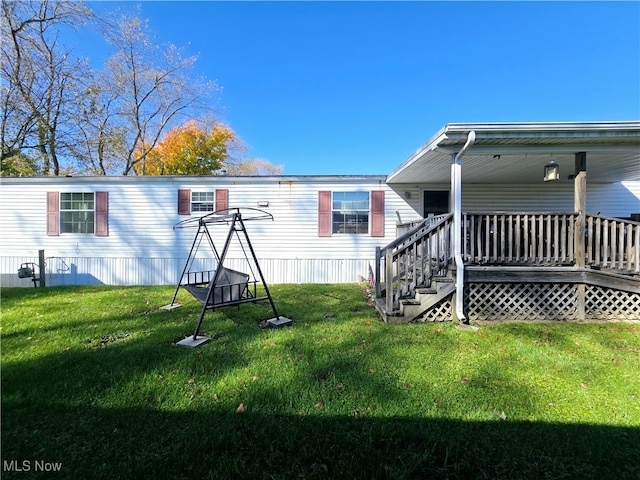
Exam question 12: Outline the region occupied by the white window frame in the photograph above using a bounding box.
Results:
[191,191,215,213]
[60,192,95,234]
[332,191,370,235]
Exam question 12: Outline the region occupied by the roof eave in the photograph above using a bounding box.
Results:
[386,121,640,185]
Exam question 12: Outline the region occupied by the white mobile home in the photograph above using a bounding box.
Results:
[1,121,639,323]
[0,175,421,287]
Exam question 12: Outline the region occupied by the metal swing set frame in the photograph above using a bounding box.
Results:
[163,207,291,347]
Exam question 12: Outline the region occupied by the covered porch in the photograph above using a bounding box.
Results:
[376,122,640,323]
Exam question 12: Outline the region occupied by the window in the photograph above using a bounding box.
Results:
[60,193,95,233]
[191,192,215,212]
[178,189,228,215]
[47,191,108,236]
[332,191,370,234]
[318,190,384,237]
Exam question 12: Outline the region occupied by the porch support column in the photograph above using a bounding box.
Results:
[451,131,475,323]
[574,152,587,320]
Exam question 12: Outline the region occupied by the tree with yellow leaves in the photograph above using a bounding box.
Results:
[134,121,236,175]
[134,119,283,176]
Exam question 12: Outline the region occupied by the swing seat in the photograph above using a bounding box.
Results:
[183,267,251,307]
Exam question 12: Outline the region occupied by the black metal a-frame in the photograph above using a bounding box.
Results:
[163,207,291,347]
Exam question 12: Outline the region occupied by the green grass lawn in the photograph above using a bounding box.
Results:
[1,284,639,479]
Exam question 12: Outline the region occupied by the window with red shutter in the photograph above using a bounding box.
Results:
[370,190,385,237]
[318,191,332,236]
[95,192,109,237]
[178,189,191,215]
[47,192,60,236]
[215,189,228,214]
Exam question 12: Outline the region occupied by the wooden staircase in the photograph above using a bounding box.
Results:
[374,214,455,323]
[376,274,455,323]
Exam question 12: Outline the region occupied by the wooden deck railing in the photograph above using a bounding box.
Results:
[462,212,578,265]
[375,211,639,314]
[376,214,452,312]
[462,212,640,273]
[586,214,640,273]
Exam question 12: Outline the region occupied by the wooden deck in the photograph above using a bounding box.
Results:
[374,211,640,322]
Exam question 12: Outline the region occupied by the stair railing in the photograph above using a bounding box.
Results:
[376,213,453,312]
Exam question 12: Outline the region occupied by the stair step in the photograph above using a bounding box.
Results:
[432,276,454,283]
[400,299,421,306]
[416,287,437,294]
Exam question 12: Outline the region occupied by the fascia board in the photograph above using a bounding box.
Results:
[386,126,451,184]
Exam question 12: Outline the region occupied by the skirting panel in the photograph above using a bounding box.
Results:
[466,282,640,321]
[585,285,640,321]
[466,283,578,321]
[415,295,453,323]
[1,256,373,287]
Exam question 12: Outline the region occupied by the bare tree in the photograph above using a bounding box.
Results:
[2,2,218,176]
[100,15,216,175]
[223,158,284,176]
[1,0,93,175]
[72,77,127,175]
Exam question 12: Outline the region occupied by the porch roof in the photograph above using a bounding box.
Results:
[386,121,640,185]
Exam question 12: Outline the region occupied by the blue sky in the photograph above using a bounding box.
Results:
[86,1,640,175]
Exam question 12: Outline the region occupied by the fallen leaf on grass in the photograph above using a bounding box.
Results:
[236,403,247,414]
[499,411,507,421]
[314,401,324,409]
[461,378,469,384]
[581,382,588,389]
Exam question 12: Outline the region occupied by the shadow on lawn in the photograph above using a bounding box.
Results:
[2,402,639,480]
[3,331,639,480]
[2,286,639,479]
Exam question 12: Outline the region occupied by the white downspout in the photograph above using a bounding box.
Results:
[452,130,476,323]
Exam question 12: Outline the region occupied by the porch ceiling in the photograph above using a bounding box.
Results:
[387,122,640,185]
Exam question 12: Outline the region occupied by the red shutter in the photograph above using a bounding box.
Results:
[178,189,191,215]
[47,192,59,236]
[95,191,109,237]
[371,190,385,237]
[215,189,228,214]
[318,191,332,237]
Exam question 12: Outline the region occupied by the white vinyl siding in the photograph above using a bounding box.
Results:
[3,177,637,287]
[0,176,411,286]
[390,182,640,218]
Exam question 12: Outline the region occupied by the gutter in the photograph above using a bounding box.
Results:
[452,130,476,323]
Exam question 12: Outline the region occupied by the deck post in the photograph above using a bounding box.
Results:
[574,152,587,320]
[375,246,381,298]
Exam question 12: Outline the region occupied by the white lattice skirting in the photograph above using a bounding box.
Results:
[415,295,453,322]
[585,285,640,321]
[465,283,640,321]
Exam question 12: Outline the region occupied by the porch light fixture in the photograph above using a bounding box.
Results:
[543,160,560,182]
